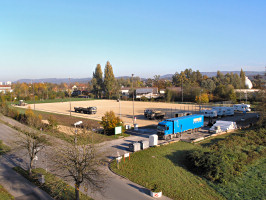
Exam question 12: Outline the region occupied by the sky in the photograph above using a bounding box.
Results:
[0,0,265,82]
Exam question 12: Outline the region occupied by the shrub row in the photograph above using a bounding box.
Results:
[186,128,266,183]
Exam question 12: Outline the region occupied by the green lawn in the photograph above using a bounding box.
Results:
[0,140,10,155]
[110,142,224,200]
[0,184,14,200]
[13,167,92,200]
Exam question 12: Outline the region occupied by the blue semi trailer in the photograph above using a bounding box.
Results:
[157,114,204,139]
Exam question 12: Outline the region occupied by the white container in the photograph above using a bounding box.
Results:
[150,191,162,198]
[134,124,138,131]
[149,134,158,146]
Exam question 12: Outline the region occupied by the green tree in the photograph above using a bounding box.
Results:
[240,68,246,88]
[92,64,104,98]
[103,61,117,99]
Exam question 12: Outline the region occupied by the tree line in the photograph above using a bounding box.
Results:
[0,63,264,103]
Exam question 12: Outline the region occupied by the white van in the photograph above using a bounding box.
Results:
[201,110,217,118]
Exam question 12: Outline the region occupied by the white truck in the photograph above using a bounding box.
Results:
[233,104,251,112]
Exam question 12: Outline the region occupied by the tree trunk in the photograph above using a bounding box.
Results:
[75,183,80,200]
[29,158,34,177]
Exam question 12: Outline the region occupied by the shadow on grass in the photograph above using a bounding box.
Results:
[165,150,192,169]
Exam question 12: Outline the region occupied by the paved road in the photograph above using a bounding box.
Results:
[0,116,172,200]
[0,156,54,200]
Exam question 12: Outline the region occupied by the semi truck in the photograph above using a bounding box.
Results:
[157,114,204,140]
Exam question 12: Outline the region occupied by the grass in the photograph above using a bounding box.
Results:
[0,184,14,200]
[9,106,130,144]
[0,140,10,155]
[208,158,266,200]
[110,142,224,200]
[13,167,92,200]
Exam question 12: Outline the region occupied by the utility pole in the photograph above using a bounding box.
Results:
[69,78,71,116]
[132,74,135,125]
[181,78,183,102]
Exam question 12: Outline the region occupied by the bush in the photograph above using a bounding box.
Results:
[100,111,123,135]
[186,128,266,183]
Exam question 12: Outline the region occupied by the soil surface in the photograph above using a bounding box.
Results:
[17,100,202,127]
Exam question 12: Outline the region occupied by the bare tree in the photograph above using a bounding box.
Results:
[54,134,105,200]
[17,131,48,176]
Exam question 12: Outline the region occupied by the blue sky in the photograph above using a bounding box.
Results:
[0,0,265,82]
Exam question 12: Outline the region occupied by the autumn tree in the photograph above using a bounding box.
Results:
[103,61,117,99]
[100,111,123,135]
[195,93,209,103]
[92,64,104,98]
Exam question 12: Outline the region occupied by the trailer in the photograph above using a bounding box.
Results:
[212,107,234,116]
[200,109,217,118]
[157,114,204,140]
[145,109,165,120]
[233,104,251,112]
[74,107,83,113]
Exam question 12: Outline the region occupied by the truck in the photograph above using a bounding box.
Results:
[74,106,97,114]
[146,110,165,120]
[157,114,204,140]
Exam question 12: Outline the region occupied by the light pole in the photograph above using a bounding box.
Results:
[132,74,135,125]
[69,78,71,116]
[74,121,83,145]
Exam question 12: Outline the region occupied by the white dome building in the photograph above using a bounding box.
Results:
[245,76,253,89]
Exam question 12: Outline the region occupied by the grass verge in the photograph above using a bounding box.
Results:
[0,140,11,155]
[13,167,92,200]
[110,142,224,200]
[0,184,14,200]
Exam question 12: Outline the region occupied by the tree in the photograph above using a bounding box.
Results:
[201,79,216,93]
[54,140,104,200]
[103,61,117,99]
[47,115,58,133]
[17,131,48,176]
[240,68,246,88]
[195,93,209,103]
[92,64,103,98]
[100,111,123,135]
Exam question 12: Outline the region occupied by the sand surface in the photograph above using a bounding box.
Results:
[21,100,202,127]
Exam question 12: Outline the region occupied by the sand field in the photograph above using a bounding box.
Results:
[20,100,202,127]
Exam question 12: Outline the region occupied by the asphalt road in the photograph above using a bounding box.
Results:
[0,117,171,200]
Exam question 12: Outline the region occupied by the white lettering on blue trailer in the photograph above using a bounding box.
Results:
[193,117,202,123]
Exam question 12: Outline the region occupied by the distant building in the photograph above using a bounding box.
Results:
[0,84,12,93]
[136,87,159,99]
[120,87,130,97]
